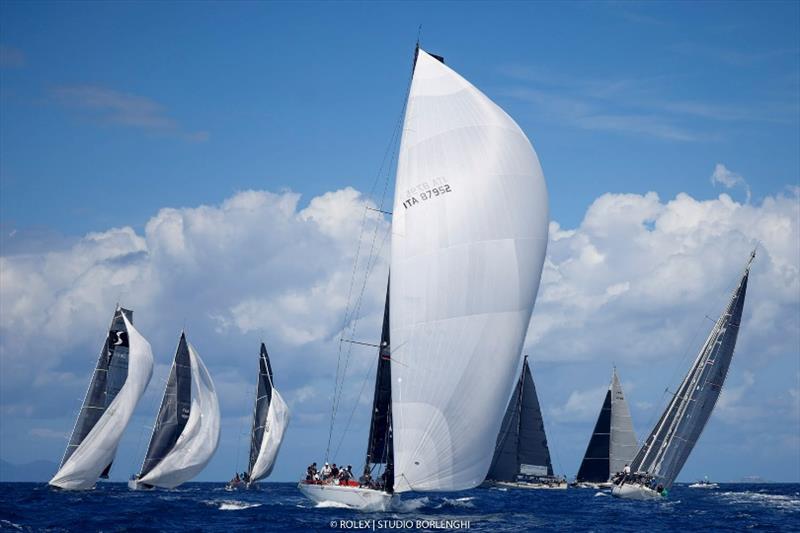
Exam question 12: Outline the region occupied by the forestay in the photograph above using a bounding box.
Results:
[390,49,549,493]
[138,335,220,488]
[50,308,154,490]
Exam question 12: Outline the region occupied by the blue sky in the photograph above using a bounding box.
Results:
[1,1,798,484]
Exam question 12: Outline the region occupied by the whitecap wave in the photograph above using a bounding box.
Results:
[392,497,430,512]
[204,499,262,511]
[437,496,475,509]
[314,500,354,509]
[718,491,800,512]
[594,491,609,497]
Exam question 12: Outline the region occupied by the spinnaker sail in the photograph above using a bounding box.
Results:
[390,48,549,493]
[50,307,154,490]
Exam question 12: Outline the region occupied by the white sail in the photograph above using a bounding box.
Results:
[50,312,153,489]
[609,369,637,476]
[138,341,220,488]
[390,49,549,493]
[249,389,290,482]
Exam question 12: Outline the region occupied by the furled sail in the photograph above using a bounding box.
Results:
[247,342,290,484]
[50,308,154,490]
[390,48,549,493]
[137,333,220,488]
[486,357,554,482]
[576,368,637,483]
[365,280,393,486]
[630,252,753,489]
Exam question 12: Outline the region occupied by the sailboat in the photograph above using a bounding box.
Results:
[298,44,549,509]
[50,307,154,490]
[242,342,290,488]
[129,332,220,489]
[573,368,637,489]
[484,356,567,490]
[612,250,755,500]
[688,476,719,489]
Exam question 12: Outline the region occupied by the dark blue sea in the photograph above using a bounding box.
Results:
[1,482,798,532]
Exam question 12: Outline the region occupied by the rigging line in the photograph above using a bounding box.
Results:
[332,348,380,461]
[327,221,393,457]
[325,45,416,461]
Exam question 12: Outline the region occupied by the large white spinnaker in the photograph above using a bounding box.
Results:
[137,335,220,488]
[247,342,290,484]
[50,309,154,490]
[390,49,549,493]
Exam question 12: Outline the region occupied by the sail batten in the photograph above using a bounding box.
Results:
[390,48,548,493]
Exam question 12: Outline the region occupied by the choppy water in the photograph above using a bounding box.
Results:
[1,482,798,532]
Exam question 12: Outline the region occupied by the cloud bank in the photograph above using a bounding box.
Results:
[1,185,797,481]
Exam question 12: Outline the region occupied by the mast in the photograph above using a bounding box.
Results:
[364,278,393,491]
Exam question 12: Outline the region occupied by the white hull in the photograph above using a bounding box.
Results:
[490,480,567,490]
[298,482,392,510]
[611,483,663,500]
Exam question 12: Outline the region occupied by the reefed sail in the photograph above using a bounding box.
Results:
[390,49,549,493]
[50,307,154,490]
[247,342,290,485]
[135,333,220,489]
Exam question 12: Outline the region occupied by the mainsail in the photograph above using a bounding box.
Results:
[247,342,290,484]
[629,252,754,489]
[575,368,637,483]
[136,333,220,489]
[50,307,154,490]
[390,48,549,493]
[364,280,393,489]
[486,357,554,482]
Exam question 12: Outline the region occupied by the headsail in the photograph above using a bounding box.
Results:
[486,357,554,482]
[390,48,549,492]
[630,252,753,488]
[576,368,637,483]
[364,280,393,488]
[247,342,290,484]
[137,333,220,488]
[50,308,154,489]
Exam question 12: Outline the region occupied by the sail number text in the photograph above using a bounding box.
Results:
[402,184,452,209]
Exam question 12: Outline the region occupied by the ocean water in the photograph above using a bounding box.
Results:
[1,482,798,532]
